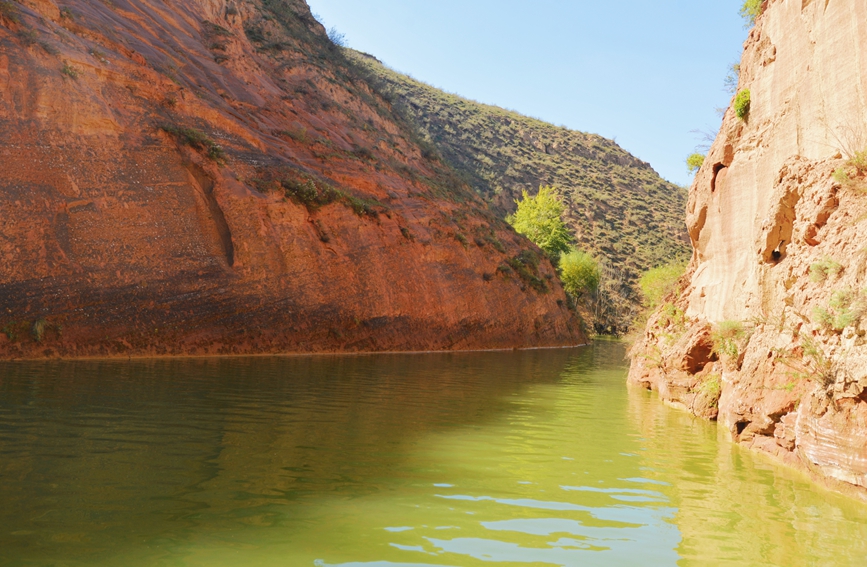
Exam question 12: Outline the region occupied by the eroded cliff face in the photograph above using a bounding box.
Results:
[0,0,585,358]
[629,0,867,496]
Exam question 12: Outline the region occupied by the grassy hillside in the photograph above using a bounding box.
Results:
[348,50,690,332]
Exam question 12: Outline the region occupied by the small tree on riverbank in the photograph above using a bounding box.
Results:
[507,186,572,259]
[559,248,600,298]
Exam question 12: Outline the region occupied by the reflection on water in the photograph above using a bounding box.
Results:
[0,343,866,566]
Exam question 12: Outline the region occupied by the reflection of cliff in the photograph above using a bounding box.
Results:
[629,0,867,496]
[626,386,867,565]
[0,0,582,359]
[0,349,578,563]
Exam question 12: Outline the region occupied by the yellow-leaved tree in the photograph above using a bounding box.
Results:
[506,186,572,259]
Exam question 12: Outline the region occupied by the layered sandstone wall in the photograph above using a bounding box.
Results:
[629,0,867,496]
[0,0,585,358]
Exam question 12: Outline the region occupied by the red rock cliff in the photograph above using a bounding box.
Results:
[629,0,867,496]
[0,0,585,358]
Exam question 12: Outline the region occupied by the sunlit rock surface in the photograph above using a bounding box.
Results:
[629,0,867,496]
[0,0,585,358]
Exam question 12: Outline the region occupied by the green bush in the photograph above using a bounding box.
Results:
[506,185,572,258]
[252,169,385,217]
[711,320,748,358]
[505,250,548,293]
[686,153,705,174]
[61,62,80,79]
[810,256,842,282]
[559,248,600,298]
[734,89,751,120]
[161,124,225,163]
[812,289,864,332]
[833,149,867,184]
[658,303,687,332]
[698,374,722,407]
[639,261,685,308]
[740,0,763,26]
[31,319,47,342]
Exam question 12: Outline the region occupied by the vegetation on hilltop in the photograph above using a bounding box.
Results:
[347,50,690,333]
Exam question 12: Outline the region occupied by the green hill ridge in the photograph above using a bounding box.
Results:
[349,50,690,331]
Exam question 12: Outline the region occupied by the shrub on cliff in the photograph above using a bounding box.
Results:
[559,248,600,298]
[327,26,346,47]
[711,320,749,359]
[809,256,842,282]
[833,150,867,185]
[161,124,225,163]
[734,90,751,120]
[812,289,865,332]
[639,261,685,309]
[506,186,572,259]
[686,153,705,174]
[740,0,763,27]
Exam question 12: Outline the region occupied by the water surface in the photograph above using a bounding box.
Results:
[1,342,866,566]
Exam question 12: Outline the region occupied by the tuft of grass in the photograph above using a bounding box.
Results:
[202,20,232,37]
[809,256,843,282]
[61,62,80,79]
[504,250,548,293]
[2,321,26,342]
[277,127,308,144]
[251,168,386,217]
[698,374,722,408]
[60,7,74,20]
[2,319,62,343]
[711,320,749,358]
[800,335,834,386]
[812,289,865,332]
[454,233,468,248]
[160,124,226,163]
[833,149,867,186]
[734,89,751,120]
[31,318,47,342]
[658,303,686,330]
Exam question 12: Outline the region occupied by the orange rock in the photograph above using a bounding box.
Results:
[0,0,585,358]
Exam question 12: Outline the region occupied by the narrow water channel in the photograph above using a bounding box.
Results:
[1,342,866,566]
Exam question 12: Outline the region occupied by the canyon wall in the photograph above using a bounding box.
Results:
[0,0,584,358]
[629,0,867,495]
[349,50,691,333]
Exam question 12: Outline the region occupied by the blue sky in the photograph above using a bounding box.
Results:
[306,0,748,186]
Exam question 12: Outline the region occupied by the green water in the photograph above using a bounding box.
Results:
[1,342,866,566]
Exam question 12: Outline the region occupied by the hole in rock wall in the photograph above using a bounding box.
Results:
[711,163,727,193]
